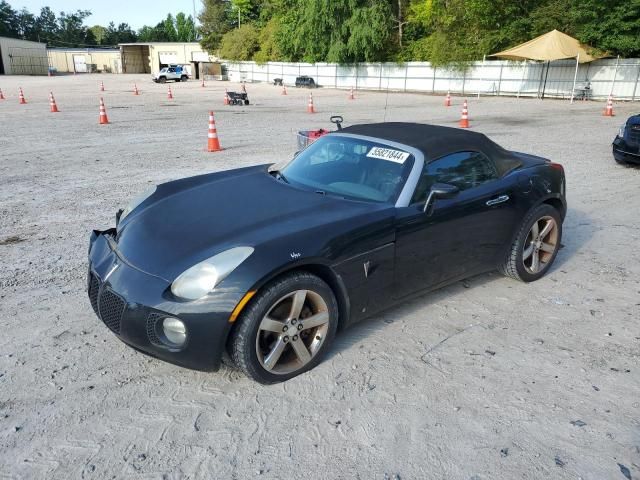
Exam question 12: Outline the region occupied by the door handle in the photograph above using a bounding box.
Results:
[486,194,510,206]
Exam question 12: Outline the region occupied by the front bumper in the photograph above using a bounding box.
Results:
[87,229,235,371]
[612,138,640,164]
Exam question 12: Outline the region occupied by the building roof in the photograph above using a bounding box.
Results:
[118,42,202,47]
[340,122,505,161]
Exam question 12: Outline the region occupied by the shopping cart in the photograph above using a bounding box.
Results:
[296,116,343,150]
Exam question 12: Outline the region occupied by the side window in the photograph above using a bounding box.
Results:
[411,151,498,203]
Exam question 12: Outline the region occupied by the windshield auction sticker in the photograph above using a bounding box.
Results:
[366,147,410,163]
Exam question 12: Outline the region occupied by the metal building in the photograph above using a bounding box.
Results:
[119,42,219,79]
[0,37,47,75]
[47,48,122,74]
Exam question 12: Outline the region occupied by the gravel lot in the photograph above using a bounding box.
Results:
[0,74,638,480]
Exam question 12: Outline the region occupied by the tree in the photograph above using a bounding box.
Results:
[57,10,92,46]
[15,8,36,40]
[102,22,138,45]
[163,13,178,41]
[176,12,196,41]
[219,23,260,60]
[89,24,107,44]
[0,1,18,38]
[36,7,60,43]
[277,0,394,63]
[199,0,232,52]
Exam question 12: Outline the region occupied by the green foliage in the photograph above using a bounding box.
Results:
[2,0,638,63]
[176,13,197,42]
[274,0,394,63]
[219,23,260,60]
[253,18,282,63]
[199,0,231,52]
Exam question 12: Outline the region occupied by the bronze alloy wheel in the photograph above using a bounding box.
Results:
[522,215,559,274]
[255,289,330,375]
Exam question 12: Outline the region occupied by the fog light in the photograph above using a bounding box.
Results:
[162,317,186,346]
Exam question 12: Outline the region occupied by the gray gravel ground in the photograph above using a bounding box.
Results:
[0,74,639,480]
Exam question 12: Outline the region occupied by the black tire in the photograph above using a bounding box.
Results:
[158,77,166,83]
[244,99,250,105]
[229,272,338,384]
[181,75,188,82]
[500,203,562,282]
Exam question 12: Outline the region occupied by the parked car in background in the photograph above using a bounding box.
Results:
[295,76,317,88]
[613,114,640,165]
[152,65,189,83]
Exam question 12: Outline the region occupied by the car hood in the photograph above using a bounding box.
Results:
[115,165,384,281]
[625,114,640,126]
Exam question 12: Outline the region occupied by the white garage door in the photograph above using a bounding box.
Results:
[159,53,178,65]
[73,55,86,73]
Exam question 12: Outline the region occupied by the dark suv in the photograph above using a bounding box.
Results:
[295,76,317,88]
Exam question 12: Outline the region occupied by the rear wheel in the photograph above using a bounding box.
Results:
[181,75,188,82]
[500,204,562,282]
[229,272,338,384]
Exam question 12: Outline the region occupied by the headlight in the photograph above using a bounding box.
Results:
[171,246,254,301]
[119,186,156,222]
[618,124,626,137]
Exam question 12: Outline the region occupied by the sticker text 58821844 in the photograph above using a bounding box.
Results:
[366,147,410,164]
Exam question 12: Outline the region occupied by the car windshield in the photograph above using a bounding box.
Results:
[160,68,167,73]
[279,135,414,203]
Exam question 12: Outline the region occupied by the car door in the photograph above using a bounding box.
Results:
[393,151,518,299]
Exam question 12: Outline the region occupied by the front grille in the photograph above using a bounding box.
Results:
[146,313,164,346]
[628,126,640,145]
[88,274,100,316]
[98,288,125,334]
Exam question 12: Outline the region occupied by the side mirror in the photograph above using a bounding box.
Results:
[423,183,459,213]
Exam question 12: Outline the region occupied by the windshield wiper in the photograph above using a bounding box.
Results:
[270,170,289,184]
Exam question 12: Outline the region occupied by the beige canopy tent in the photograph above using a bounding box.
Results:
[490,29,602,101]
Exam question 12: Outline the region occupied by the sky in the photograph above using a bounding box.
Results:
[9,0,200,29]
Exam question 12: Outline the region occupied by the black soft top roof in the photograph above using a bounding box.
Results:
[339,122,508,161]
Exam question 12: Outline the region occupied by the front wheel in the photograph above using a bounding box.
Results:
[158,77,166,83]
[500,204,562,282]
[229,272,338,384]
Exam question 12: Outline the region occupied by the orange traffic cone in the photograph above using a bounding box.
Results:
[99,97,109,124]
[281,85,287,96]
[133,83,139,95]
[100,81,105,92]
[348,86,355,100]
[603,94,614,117]
[167,86,173,100]
[445,91,452,107]
[459,100,470,128]
[0,88,5,100]
[49,92,59,113]
[207,111,222,152]
[307,93,315,113]
[224,88,230,105]
[18,87,26,104]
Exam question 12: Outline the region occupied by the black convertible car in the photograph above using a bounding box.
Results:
[87,122,566,383]
[613,114,640,165]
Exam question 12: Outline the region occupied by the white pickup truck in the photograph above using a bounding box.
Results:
[152,65,190,83]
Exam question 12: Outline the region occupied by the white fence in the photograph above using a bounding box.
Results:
[224,58,640,101]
